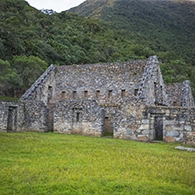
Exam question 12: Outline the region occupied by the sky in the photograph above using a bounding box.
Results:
[26,0,86,12]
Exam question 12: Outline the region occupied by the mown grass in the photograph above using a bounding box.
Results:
[0,132,195,195]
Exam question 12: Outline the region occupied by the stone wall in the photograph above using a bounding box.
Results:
[21,64,56,105]
[113,104,195,145]
[182,80,194,107]
[113,103,149,141]
[138,56,168,106]
[0,101,18,132]
[20,100,49,132]
[51,60,146,104]
[147,106,195,145]
[166,83,183,106]
[0,100,49,132]
[54,100,103,136]
[166,81,194,107]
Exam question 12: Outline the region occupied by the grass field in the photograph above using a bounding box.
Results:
[0,132,195,195]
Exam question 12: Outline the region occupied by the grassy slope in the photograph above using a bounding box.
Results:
[68,0,117,18]
[0,132,195,195]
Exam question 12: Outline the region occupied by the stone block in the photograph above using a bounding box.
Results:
[166,131,179,137]
[184,125,192,131]
[136,120,141,125]
[175,137,181,142]
[130,134,137,140]
[142,129,149,136]
[173,126,183,131]
[139,124,149,130]
[165,125,173,131]
[126,129,132,135]
[165,136,174,142]
[137,135,148,141]
[142,119,149,124]
[129,124,137,130]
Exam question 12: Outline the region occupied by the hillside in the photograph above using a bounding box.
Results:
[69,0,195,65]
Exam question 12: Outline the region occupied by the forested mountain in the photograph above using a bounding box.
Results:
[0,0,195,98]
[69,0,195,65]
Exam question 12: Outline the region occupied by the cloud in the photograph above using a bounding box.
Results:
[26,0,85,12]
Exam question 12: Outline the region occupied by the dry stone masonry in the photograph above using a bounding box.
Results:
[0,56,195,145]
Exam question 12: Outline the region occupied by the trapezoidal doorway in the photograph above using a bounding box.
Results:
[7,106,17,132]
[103,116,113,137]
[154,115,163,141]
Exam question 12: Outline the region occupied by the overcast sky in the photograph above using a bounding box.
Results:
[26,0,86,12]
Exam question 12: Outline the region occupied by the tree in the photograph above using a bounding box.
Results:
[12,55,47,90]
[0,59,15,88]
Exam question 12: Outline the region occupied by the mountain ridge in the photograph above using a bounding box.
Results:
[68,0,116,18]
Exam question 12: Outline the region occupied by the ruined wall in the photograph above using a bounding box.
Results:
[182,80,194,107]
[138,56,168,106]
[20,100,49,132]
[113,103,149,141]
[114,104,195,145]
[54,100,103,136]
[21,64,56,105]
[51,60,146,105]
[0,101,18,132]
[147,106,195,145]
[0,100,50,132]
[166,81,194,107]
[166,83,183,106]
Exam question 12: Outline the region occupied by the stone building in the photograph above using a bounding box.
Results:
[0,56,195,144]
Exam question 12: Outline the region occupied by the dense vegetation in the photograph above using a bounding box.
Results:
[0,132,195,194]
[1,0,195,97]
[70,0,195,65]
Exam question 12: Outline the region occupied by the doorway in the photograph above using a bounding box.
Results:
[7,106,17,132]
[48,104,54,132]
[154,115,163,141]
[103,116,113,137]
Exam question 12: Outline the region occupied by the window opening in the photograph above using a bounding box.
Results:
[134,89,138,96]
[48,86,52,102]
[154,82,157,96]
[84,91,88,98]
[73,91,76,99]
[103,116,113,137]
[108,90,112,98]
[154,82,157,105]
[76,113,80,122]
[160,86,163,104]
[7,106,17,132]
[154,115,163,141]
[121,89,126,98]
[96,90,100,98]
[62,91,65,98]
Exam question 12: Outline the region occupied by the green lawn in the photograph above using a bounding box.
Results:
[0,133,195,195]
